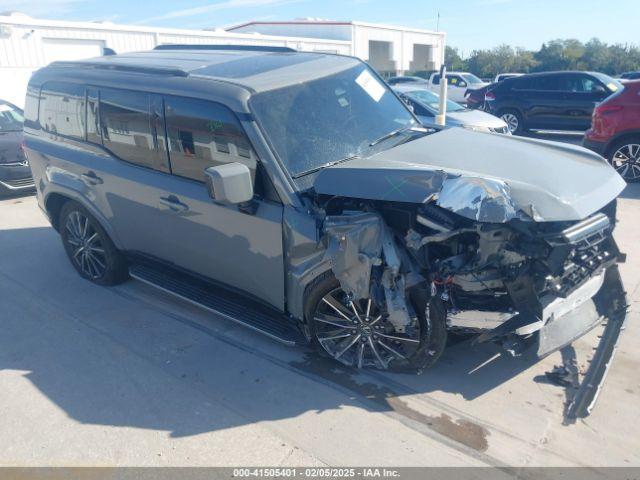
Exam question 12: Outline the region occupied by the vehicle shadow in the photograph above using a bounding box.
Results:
[0,225,541,444]
[620,182,640,200]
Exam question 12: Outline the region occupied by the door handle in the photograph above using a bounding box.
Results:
[159,195,189,213]
[81,171,103,185]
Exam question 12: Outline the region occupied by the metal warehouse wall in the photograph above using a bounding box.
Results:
[0,13,351,107]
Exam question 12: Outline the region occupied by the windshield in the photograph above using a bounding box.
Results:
[251,64,417,178]
[461,73,484,84]
[592,72,624,93]
[0,103,24,132]
[404,89,465,113]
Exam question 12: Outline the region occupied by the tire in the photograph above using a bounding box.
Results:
[498,109,524,135]
[607,137,640,182]
[59,201,129,286]
[304,274,447,372]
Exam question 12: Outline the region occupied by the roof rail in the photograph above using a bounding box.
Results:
[49,61,189,77]
[153,44,296,53]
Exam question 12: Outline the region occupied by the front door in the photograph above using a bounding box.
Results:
[558,74,609,130]
[155,95,285,309]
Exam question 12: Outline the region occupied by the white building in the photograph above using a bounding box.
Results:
[227,19,446,77]
[0,12,445,108]
[0,12,350,107]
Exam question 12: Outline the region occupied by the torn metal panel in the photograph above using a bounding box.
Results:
[313,128,626,222]
[436,176,518,223]
[323,212,383,300]
[381,226,412,331]
[567,267,627,418]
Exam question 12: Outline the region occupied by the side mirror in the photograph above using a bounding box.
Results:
[204,163,254,205]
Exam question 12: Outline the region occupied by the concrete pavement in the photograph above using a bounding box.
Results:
[0,185,638,467]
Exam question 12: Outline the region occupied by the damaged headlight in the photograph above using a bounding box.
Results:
[436,176,519,223]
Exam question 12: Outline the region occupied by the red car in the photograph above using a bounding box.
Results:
[584,80,640,182]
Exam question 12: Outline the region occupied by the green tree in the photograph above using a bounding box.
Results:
[449,37,640,77]
[444,46,466,70]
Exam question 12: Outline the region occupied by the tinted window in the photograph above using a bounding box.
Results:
[461,73,484,84]
[0,102,23,132]
[86,88,100,144]
[100,88,168,172]
[39,82,85,139]
[432,74,440,85]
[530,75,560,91]
[564,75,605,93]
[512,77,533,90]
[164,96,257,183]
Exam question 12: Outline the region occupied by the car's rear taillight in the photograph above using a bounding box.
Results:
[595,104,623,116]
[485,91,496,101]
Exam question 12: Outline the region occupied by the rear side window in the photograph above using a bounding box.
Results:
[512,77,532,90]
[99,88,168,172]
[530,76,560,91]
[39,82,85,140]
[164,96,257,183]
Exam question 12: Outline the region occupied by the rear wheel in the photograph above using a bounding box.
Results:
[305,275,447,372]
[59,201,129,285]
[608,138,640,182]
[499,109,524,135]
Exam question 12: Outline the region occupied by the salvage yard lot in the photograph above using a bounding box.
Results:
[1,184,639,467]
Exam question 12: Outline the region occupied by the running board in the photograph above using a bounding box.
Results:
[129,263,307,346]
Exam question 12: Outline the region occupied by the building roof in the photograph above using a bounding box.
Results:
[227,19,444,36]
[46,48,363,93]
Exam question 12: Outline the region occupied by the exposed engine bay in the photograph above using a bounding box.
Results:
[311,188,627,416]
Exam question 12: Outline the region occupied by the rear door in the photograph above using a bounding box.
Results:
[521,74,566,129]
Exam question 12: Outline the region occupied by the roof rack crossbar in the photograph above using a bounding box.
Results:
[49,61,189,77]
[153,44,296,53]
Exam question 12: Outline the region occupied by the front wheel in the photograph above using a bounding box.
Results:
[608,139,640,182]
[59,201,129,286]
[305,275,447,372]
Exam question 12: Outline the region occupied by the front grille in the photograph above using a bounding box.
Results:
[543,214,615,298]
[490,126,509,134]
[2,177,34,189]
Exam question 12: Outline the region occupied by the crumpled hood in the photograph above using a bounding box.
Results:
[313,127,626,222]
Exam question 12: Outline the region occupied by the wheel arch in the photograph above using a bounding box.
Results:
[604,130,640,158]
[43,190,124,250]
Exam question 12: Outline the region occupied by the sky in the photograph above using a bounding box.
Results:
[1,0,639,54]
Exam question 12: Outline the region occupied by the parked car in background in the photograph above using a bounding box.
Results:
[393,85,510,134]
[425,71,489,103]
[494,73,523,83]
[0,100,33,195]
[583,80,640,182]
[387,75,427,86]
[483,71,622,134]
[619,72,640,81]
[465,84,493,111]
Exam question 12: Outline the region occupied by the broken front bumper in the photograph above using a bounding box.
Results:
[474,264,628,418]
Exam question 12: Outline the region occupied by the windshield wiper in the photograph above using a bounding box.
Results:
[369,124,417,147]
[292,154,360,179]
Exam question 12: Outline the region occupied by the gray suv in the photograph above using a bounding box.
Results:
[24,46,627,387]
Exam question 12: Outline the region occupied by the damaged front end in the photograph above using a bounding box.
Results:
[311,174,627,417]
